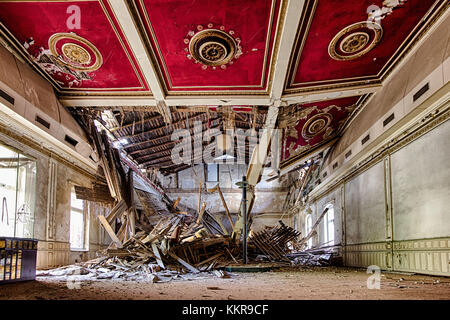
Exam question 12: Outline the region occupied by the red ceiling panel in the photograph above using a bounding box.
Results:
[134,0,281,93]
[0,0,150,95]
[280,96,363,168]
[285,0,444,93]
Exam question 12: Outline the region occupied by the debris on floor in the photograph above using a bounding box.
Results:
[38,217,339,283]
[288,250,336,267]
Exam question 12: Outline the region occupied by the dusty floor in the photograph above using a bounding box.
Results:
[1,266,449,300]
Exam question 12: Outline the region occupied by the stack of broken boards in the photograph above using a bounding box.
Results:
[97,212,241,277]
[250,221,301,262]
[93,215,306,280]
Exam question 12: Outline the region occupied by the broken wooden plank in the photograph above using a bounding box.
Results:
[196,252,223,267]
[168,252,200,273]
[74,184,115,204]
[98,215,123,248]
[215,215,229,235]
[151,242,165,269]
[106,199,127,225]
[172,196,181,210]
[209,184,234,229]
[196,202,206,224]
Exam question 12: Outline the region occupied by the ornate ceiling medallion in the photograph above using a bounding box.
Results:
[62,43,91,65]
[185,24,242,70]
[301,113,333,140]
[328,21,383,61]
[48,33,103,72]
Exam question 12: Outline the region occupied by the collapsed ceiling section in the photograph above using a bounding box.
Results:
[69,106,268,174]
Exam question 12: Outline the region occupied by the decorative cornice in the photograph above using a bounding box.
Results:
[0,109,101,182]
[310,99,450,202]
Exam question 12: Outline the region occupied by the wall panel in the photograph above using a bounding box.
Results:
[344,161,386,245]
[391,119,450,241]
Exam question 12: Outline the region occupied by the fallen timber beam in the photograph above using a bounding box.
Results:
[208,184,234,229]
[98,215,123,248]
[168,252,200,273]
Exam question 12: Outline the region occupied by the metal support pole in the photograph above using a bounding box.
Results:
[236,176,249,264]
[242,175,248,264]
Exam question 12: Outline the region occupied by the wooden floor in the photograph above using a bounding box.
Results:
[1,266,450,300]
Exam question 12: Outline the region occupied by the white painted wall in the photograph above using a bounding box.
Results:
[391,119,450,241]
[345,161,386,245]
[161,164,290,231]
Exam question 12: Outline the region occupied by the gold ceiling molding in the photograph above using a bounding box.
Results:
[186,28,241,70]
[49,33,103,72]
[284,0,448,96]
[301,112,333,139]
[328,22,383,61]
[0,2,150,95]
[128,0,283,96]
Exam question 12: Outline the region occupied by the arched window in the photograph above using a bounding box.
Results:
[324,204,335,245]
[305,214,312,249]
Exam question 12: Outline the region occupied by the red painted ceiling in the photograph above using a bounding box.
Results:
[0,0,443,99]
[0,0,150,95]
[285,0,444,93]
[134,0,281,93]
[281,96,362,167]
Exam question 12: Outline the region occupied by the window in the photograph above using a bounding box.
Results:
[70,187,87,250]
[0,144,36,238]
[206,164,219,182]
[305,215,312,249]
[324,204,335,246]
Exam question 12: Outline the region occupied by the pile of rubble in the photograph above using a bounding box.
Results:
[40,124,338,282]
[38,216,313,283]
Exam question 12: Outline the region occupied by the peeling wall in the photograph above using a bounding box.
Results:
[0,129,110,268]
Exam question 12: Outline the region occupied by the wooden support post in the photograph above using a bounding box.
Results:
[232,105,279,239]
